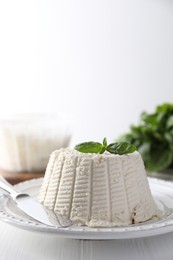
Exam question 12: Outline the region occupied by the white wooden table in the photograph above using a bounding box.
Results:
[0,173,173,260]
[1,220,173,260]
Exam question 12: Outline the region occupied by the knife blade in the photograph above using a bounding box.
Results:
[0,175,72,228]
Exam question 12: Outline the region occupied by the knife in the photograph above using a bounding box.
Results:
[0,175,72,228]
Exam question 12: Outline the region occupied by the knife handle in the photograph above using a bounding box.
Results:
[0,175,20,200]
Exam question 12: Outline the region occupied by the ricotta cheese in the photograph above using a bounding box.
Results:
[38,148,160,227]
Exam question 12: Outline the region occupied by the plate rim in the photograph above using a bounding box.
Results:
[0,177,173,240]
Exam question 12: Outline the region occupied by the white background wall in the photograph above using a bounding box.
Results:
[0,0,173,146]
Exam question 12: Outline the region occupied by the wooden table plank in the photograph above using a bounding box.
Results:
[0,168,45,185]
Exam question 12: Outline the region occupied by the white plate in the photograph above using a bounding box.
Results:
[0,177,173,240]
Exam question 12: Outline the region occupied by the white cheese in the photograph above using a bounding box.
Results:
[38,149,160,227]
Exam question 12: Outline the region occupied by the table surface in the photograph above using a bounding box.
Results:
[0,168,44,185]
[0,172,173,260]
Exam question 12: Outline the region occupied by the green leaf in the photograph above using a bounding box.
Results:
[99,146,106,154]
[164,132,173,145]
[107,142,136,155]
[75,139,136,155]
[145,144,173,172]
[156,103,173,114]
[75,142,103,153]
[117,102,173,172]
[141,112,157,127]
[102,137,107,148]
[137,142,151,167]
[166,115,173,129]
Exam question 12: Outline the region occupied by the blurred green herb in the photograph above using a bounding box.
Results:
[118,103,173,172]
[75,138,136,155]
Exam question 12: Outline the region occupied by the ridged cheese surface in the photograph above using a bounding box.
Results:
[38,149,159,227]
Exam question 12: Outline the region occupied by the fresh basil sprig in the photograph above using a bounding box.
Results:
[75,138,136,155]
[117,103,173,172]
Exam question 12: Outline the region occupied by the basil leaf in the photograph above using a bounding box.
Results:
[141,112,157,127]
[166,115,173,129]
[102,137,107,148]
[75,139,136,155]
[99,146,106,154]
[107,142,136,155]
[75,142,102,153]
[117,102,173,172]
[145,144,173,172]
